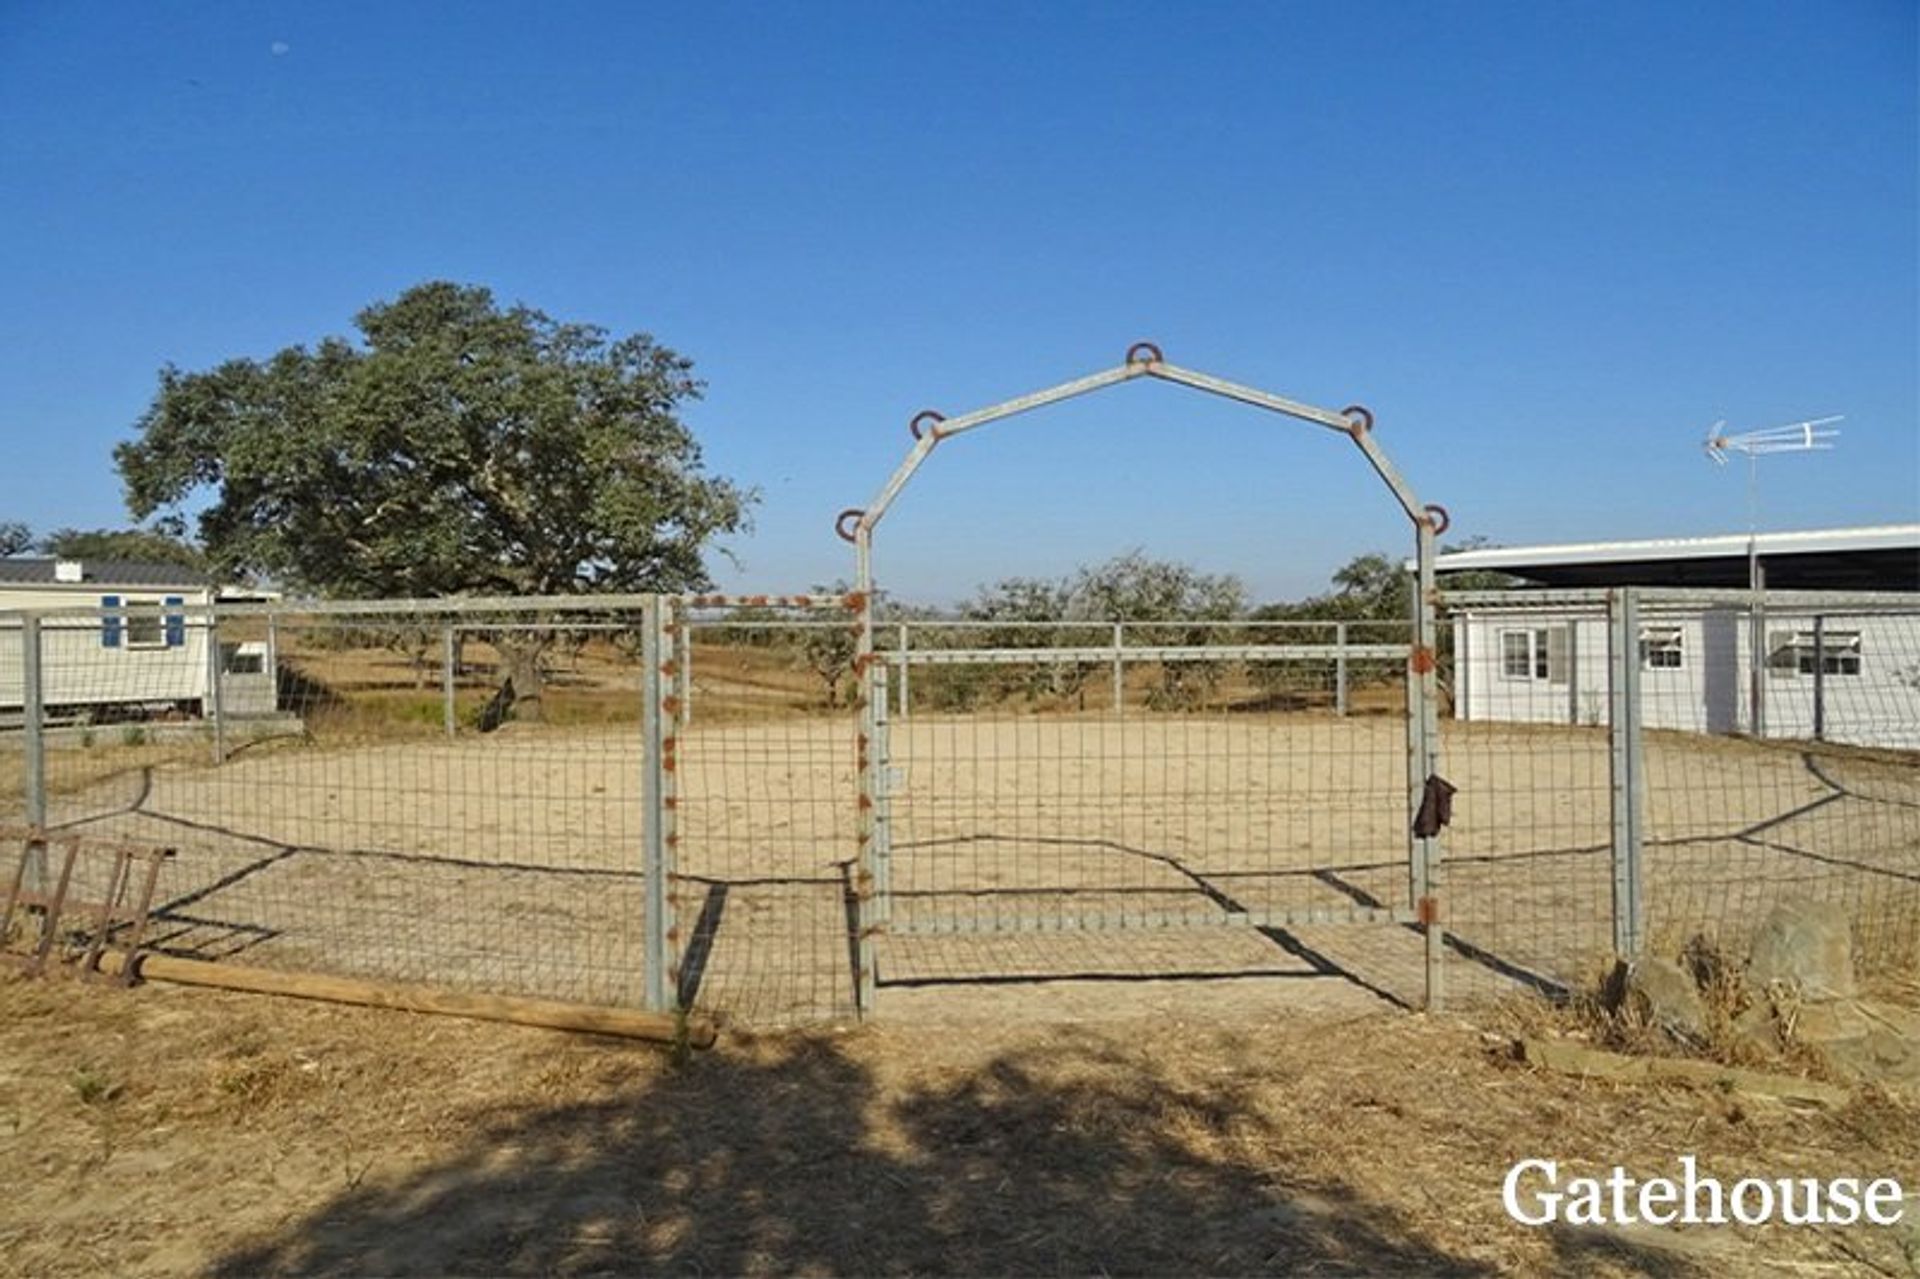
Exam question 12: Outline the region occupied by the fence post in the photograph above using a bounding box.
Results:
[1812,615,1826,742]
[1112,622,1124,713]
[206,608,225,765]
[871,663,892,926]
[441,625,457,738]
[675,618,693,729]
[1408,542,1445,1012]
[1747,563,1767,737]
[1335,622,1348,717]
[640,595,675,1013]
[21,614,46,896]
[1607,588,1646,960]
[897,622,909,718]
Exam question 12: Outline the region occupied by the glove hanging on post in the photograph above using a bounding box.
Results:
[1412,774,1457,839]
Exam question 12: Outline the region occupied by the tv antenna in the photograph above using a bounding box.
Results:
[1702,417,1842,578]
[1702,414,1842,739]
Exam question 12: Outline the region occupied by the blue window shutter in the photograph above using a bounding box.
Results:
[101,595,122,648]
[164,597,185,647]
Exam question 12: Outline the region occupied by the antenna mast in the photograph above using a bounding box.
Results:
[1702,415,1843,736]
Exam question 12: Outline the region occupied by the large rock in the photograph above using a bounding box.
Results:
[1627,956,1709,1044]
[1746,899,1856,1000]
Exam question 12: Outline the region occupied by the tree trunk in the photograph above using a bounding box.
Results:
[481,634,551,730]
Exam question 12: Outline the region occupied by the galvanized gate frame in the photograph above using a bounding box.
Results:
[838,343,1450,1013]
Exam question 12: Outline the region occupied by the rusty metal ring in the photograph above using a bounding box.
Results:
[1125,341,1163,366]
[1343,404,1374,434]
[834,508,865,543]
[909,410,945,441]
[1425,504,1451,536]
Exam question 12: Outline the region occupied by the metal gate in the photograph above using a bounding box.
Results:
[838,345,1451,1010]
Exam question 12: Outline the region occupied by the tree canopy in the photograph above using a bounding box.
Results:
[117,282,753,598]
[40,525,205,571]
[0,521,28,558]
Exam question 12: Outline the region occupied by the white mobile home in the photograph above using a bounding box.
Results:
[0,559,275,720]
[1439,526,1920,751]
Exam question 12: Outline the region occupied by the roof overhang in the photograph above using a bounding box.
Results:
[1432,525,1920,591]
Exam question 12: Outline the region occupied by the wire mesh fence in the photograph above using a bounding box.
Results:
[1438,587,1920,996]
[1,586,1914,1025]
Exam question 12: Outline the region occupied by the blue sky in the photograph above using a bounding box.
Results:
[1,1,1913,605]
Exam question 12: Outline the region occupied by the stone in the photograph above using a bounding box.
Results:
[1746,899,1856,1000]
[1731,1002,1781,1057]
[1627,956,1709,1044]
[1801,1001,1920,1092]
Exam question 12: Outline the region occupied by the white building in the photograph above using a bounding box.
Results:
[1438,526,1920,751]
[0,559,276,720]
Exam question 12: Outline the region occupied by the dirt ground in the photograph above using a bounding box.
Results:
[2,972,1917,1277]
[11,712,1916,1025]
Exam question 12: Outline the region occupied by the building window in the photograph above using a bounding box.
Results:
[123,599,166,649]
[1500,628,1569,683]
[1501,630,1533,680]
[1768,630,1862,677]
[1639,625,1684,670]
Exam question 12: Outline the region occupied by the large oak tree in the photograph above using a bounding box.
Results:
[118,281,754,716]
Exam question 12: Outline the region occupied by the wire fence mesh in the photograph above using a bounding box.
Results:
[1,586,1914,1025]
[1438,588,1920,997]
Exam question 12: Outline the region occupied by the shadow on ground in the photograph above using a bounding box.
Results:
[210,1029,1528,1277]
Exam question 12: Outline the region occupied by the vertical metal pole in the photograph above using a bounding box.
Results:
[1608,588,1646,959]
[852,536,878,1016]
[640,595,673,1013]
[1566,620,1580,726]
[1335,622,1348,717]
[1111,621,1124,714]
[896,622,909,718]
[1748,559,1767,737]
[1409,542,1444,1011]
[871,664,892,926]
[266,612,280,714]
[206,609,225,765]
[674,618,693,729]
[1811,615,1826,742]
[21,614,46,895]
[441,625,457,738]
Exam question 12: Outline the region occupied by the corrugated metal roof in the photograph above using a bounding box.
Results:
[0,558,212,587]
[1431,524,1920,591]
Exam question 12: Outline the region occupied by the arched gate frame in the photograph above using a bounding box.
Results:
[838,344,1448,1013]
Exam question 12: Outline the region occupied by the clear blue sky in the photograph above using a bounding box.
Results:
[1,1,1914,605]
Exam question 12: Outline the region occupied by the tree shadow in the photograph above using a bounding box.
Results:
[212,1030,1500,1276]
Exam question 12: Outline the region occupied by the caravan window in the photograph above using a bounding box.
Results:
[1768,630,1862,677]
[1639,625,1684,670]
[123,599,166,649]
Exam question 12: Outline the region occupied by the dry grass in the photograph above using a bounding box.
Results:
[2,973,1917,1276]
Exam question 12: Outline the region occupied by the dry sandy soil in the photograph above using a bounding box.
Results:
[2,972,1917,1278]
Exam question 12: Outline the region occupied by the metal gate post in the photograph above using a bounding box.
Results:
[674,620,693,729]
[1607,588,1646,959]
[1812,615,1826,742]
[855,600,882,1015]
[896,622,910,718]
[206,608,225,765]
[441,625,457,737]
[1409,534,1445,1011]
[640,595,676,1012]
[871,664,892,926]
[21,614,46,895]
[1335,622,1348,717]
[1111,622,1124,713]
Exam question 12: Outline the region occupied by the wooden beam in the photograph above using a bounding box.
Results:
[97,952,716,1049]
